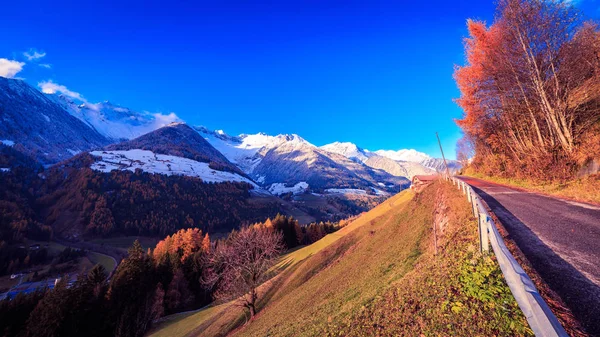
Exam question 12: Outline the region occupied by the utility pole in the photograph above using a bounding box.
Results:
[436,132,451,177]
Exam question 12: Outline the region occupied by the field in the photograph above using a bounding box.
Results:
[0,240,117,293]
[149,181,531,337]
[90,236,160,251]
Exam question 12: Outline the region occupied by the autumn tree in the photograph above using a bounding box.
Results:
[455,0,600,180]
[456,135,475,168]
[203,226,283,319]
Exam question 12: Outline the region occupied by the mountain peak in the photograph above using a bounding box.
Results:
[320,141,370,162]
[374,149,431,163]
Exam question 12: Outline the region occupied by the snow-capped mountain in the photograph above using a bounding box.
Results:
[102,123,249,180]
[318,142,437,179]
[0,77,110,165]
[374,148,461,174]
[363,155,435,179]
[374,149,432,163]
[47,94,180,142]
[195,126,312,174]
[320,142,373,162]
[196,127,409,195]
[420,157,462,173]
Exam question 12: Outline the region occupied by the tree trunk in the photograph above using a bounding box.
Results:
[249,304,256,318]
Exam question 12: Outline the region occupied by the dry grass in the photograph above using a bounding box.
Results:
[147,190,414,337]
[149,183,531,337]
[466,169,600,205]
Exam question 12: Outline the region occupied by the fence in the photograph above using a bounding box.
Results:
[447,176,568,337]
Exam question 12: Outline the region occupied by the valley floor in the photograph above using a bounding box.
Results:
[148,181,532,337]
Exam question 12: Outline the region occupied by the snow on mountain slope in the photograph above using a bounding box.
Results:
[320,142,372,162]
[268,182,309,195]
[104,123,248,178]
[0,77,110,165]
[195,126,314,174]
[420,157,462,173]
[196,127,409,194]
[373,148,461,174]
[89,149,258,186]
[374,149,431,163]
[319,141,436,179]
[47,94,180,141]
[363,155,435,179]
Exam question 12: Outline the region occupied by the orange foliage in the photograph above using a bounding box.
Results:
[153,228,209,264]
[454,0,600,181]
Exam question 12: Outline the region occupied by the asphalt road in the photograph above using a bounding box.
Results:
[458,176,600,336]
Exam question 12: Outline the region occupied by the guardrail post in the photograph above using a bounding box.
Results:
[478,213,490,253]
[467,188,472,203]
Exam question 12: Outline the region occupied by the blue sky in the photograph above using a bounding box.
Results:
[1,0,598,159]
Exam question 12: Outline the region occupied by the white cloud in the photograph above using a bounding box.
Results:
[39,63,52,69]
[0,59,25,78]
[152,112,181,127]
[38,80,86,102]
[23,50,46,61]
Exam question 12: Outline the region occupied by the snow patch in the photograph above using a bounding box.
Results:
[325,188,367,195]
[41,113,50,122]
[268,182,309,195]
[0,168,10,172]
[371,188,388,196]
[1,140,15,147]
[67,149,81,156]
[89,149,259,187]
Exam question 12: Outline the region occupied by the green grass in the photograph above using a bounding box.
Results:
[87,251,116,272]
[90,236,159,250]
[147,304,228,337]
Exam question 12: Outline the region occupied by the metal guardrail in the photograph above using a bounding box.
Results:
[446,176,569,337]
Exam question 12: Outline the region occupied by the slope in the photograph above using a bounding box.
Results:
[0,77,110,165]
[149,181,531,337]
[196,127,408,193]
[47,94,179,142]
[37,124,286,240]
[105,123,246,177]
[363,155,435,179]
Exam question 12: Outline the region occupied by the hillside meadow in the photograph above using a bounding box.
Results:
[149,181,532,337]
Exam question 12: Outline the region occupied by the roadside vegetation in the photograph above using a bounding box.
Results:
[455,0,600,186]
[150,181,532,337]
[464,168,600,205]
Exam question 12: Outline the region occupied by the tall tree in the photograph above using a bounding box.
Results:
[108,241,157,337]
[455,0,600,179]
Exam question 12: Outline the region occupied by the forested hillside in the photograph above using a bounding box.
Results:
[38,153,281,239]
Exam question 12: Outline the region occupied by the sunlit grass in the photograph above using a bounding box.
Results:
[467,170,600,205]
[148,190,414,337]
[148,184,530,337]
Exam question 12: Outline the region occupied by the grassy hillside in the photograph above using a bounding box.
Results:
[149,181,532,337]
